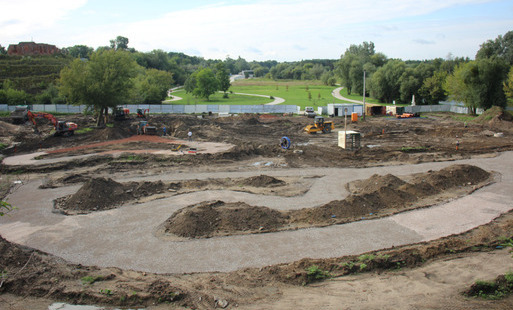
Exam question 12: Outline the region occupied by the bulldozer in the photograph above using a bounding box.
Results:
[304,116,334,134]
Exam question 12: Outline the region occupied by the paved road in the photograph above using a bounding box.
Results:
[1,152,512,274]
[332,86,364,104]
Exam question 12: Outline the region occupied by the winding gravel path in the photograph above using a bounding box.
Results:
[1,152,512,274]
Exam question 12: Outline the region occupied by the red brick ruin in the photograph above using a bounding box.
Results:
[7,42,60,56]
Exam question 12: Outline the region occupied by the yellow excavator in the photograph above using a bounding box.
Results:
[304,116,334,134]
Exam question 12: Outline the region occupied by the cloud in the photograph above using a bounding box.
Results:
[1,0,504,61]
[0,0,87,39]
[413,39,436,45]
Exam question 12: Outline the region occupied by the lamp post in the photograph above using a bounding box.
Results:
[363,70,366,121]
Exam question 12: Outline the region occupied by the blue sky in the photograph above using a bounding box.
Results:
[1,0,512,61]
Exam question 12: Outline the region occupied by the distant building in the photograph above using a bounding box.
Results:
[7,42,60,56]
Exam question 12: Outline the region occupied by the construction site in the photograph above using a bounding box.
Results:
[1,107,513,309]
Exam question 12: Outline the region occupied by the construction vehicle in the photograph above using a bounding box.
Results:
[396,112,420,119]
[304,116,335,134]
[137,108,149,118]
[137,121,157,135]
[27,111,78,136]
[114,106,130,120]
[10,105,30,124]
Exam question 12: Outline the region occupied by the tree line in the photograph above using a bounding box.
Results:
[1,32,513,115]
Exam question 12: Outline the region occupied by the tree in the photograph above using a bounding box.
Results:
[445,58,508,113]
[476,31,513,66]
[63,45,93,59]
[132,68,174,104]
[215,62,231,96]
[369,60,406,103]
[194,68,219,100]
[110,36,129,51]
[0,45,6,55]
[59,50,137,126]
[419,70,448,105]
[336,41,383,95]
[505,66,513,99]
[184,67,219,101]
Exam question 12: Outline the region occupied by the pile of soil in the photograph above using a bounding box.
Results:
[51,175,296,214]
[290,164,491,225]
[161,165,491,239]
[242,174,285,187]
[55,177,165,214]
[160,200,288,238]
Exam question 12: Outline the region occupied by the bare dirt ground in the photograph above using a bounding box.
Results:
[1,107,513,309]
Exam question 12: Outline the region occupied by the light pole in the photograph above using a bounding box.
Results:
[363,70,366,121]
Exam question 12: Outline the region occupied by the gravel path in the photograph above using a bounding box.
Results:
[1,152,512,274]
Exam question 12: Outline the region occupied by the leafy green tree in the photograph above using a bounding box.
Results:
[419,70,448,105]
[132,68,174,104]
[63,45,93,59]
[369,60,406,103]
[194,68,219,100]
[110,36,129,51]
[0,80,31,105]
[308,64,324,80]
[59,50,138,126]
[505,66,513,99]
[215,62,231,96]
[476,31,513,66]
[184,72,197,94]
[0,45,6,55]
[445,58,509,113]
[336,42,385,95]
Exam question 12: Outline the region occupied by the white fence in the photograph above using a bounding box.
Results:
[0,104,297,114]
[1,103,510,115]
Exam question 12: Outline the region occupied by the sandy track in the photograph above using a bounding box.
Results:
[1,152,512,274]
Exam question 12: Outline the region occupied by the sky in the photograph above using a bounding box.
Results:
[1,0,512,62]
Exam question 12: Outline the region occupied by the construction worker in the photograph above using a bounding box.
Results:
[163,126,167,136]
[188,130,192,141]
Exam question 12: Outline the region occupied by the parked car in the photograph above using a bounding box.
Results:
[304,107,316,118]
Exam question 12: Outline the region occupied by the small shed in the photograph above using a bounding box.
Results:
[365,104,386,116]
[327,104,363,116]
[338,130,361,150]
[386,106,404,116]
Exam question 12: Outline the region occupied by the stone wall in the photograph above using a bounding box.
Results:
[7,42,60,56]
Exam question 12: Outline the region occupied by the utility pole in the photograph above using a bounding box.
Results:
[363,70,366,121]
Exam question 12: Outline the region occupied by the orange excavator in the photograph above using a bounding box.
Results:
[27,111,78,136]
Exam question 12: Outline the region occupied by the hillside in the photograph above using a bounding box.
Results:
[0,55,71,94]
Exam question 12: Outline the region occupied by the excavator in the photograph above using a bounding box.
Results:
[304,116,335,134]
[27,111,78,136]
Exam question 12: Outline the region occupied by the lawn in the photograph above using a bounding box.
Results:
[168,90,271,105]
[166,79,372,109]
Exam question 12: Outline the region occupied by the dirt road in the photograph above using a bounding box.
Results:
[1,151,512,274]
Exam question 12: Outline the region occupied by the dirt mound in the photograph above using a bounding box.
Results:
[93,127,132,141]
[161,165,492,239]
[161,200,288,238]
[290,164,491,225]
[58,177,126,212]
[0,120,20,136]
[474,106,513,131]
[412,164,490,190]
[348,174,405,194]
[55,177,166,214]
[242,175,285,187]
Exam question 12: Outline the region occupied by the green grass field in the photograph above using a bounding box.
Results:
[166,79,378,109]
